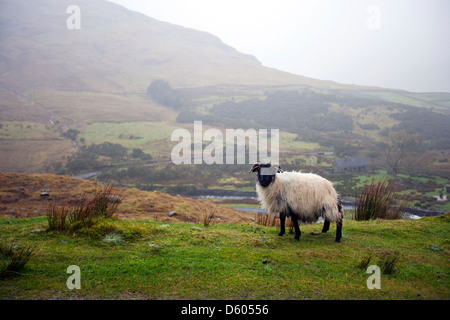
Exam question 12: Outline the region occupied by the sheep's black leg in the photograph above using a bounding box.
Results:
[335,218,343,243]
[286,204,301,240]
[290,214,301,241]
[278,213,285,236]
[322,219,330,233]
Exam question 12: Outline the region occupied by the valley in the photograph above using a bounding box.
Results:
[0,0,449,215]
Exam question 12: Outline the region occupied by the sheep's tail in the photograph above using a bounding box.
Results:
[323,197,345,222]
[337,197,344,218]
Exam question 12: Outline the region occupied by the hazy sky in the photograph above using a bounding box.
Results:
[109,0,450,92]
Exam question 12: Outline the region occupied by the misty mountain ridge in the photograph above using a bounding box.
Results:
[0,0,346,93]
[2,0,447,99]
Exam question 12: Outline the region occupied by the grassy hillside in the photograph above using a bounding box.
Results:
[0,212,448,299]
[0,173,448,300]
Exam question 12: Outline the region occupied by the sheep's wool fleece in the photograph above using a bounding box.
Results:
[256,171,343,224]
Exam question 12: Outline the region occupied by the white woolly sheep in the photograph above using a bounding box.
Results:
[249,162,344,242]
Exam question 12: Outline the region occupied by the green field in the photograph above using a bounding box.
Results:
[80,121,180,151]
[1,214,448,300]
[0,122,59,140]
[360,91,450,110]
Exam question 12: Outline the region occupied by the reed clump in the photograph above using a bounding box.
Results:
[354,177,413,221]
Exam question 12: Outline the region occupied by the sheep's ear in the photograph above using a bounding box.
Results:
[249,163,260,173]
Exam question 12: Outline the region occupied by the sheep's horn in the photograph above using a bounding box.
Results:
[249,162,260,173]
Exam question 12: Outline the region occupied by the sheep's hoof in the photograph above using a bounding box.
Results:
[278,232,284,236]
[294,236,300,241]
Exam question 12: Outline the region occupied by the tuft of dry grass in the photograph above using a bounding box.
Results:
[255,210,279,227]
[47,205,70,231]
[47,183,122,231]
[202,210,215,227]
[201,199,216,227]
[0,242,38,279]
[357,255,372,269]
[381,252,401,274]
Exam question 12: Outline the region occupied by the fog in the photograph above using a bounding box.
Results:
[109,0,450,92]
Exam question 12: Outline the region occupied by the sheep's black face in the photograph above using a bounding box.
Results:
[258,164,277,187]
[249,163,279,187]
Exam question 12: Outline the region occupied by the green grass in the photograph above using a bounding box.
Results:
[80,121,180,148]
[0,214,448,300]
[361,91,450,110]
[397,173,449,185]
[0,122,60,140]
[278,132,322,151]
[436,202,450,212]
[77,121,186,161]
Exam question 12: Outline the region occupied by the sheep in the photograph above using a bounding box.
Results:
[249,162,344,242]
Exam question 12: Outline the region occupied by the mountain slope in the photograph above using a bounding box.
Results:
[0,0,349,93]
